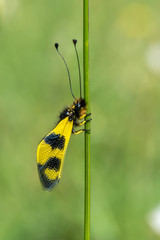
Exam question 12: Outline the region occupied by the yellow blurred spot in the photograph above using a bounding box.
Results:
[117,3,154,38]
[0,0,4,15]
[0,0,18,19]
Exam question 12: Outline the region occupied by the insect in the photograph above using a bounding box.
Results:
[37,39,91,190]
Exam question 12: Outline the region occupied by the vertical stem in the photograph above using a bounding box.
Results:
[83,0,90,240]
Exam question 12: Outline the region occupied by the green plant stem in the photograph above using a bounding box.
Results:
[83,0,90,240]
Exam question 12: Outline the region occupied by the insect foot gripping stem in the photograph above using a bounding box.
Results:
[75,118,92,127]
[72,128,91,135]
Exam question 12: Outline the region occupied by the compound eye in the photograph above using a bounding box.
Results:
[66,109,70,115]
[77,103,81,108]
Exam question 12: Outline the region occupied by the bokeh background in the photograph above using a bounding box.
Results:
[1,0,160,239]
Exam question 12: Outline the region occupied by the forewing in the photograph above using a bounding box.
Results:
[37,117,73,190]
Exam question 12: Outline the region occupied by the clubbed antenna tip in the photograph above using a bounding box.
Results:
[73,39,77,45]
[55,43,59,49]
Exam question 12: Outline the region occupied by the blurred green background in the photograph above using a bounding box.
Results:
[1,0,160,239]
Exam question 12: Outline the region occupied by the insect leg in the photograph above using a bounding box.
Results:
[75,118,92,126]
[79,114,86,119]
[79,112,91,119]
[72,128,90,135]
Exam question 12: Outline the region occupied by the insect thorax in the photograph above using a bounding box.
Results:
[59,98,87,122]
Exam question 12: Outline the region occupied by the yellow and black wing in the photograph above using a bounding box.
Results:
[37,117,73,190]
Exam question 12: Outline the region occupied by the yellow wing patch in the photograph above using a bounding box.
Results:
[37,117,73,190]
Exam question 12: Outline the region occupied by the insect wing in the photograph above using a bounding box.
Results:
[37,117,73,190]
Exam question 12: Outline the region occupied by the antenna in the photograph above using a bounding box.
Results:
[55,43,76,100]
[72,39,82,99]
